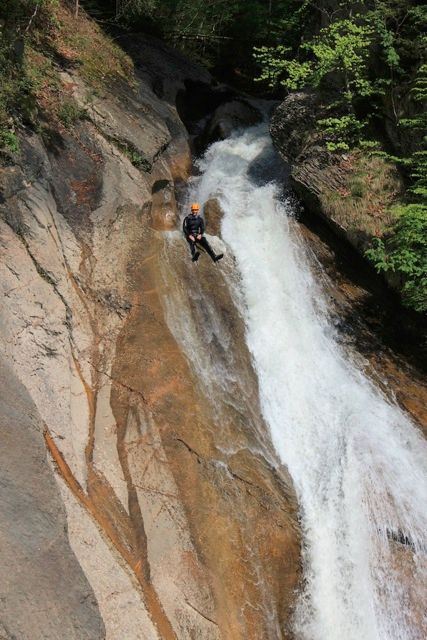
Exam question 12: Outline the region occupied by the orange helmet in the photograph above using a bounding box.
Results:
[190,202,200,212]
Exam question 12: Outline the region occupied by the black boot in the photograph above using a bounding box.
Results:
[192,251,200,262]
[214,253,223,262]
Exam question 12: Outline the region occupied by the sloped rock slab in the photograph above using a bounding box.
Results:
[0,357,104,640]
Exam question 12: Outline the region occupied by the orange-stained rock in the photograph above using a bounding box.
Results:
[164,134,193,181]
[150,176,178,231]
[109,228,301,638]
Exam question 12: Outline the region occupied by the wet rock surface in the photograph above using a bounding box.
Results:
[203,198,224,236]
[0,30,300,640]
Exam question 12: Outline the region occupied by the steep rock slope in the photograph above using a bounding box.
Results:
[270,92,403,261]
[0,12,300,640]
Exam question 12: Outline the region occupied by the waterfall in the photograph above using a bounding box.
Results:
[165,123,427,639]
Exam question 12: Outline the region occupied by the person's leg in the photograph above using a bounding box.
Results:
[198,236,223,262]
[186,237,200,261]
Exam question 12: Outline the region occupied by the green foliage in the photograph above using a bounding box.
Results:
[318,115,366,150]
[302,19,375,100]
[113,0,239,64]
[255,16,376,99]
[116,0,159,19]
[411,62,427,103]
[58,101,86,128]
[350,181,366,198]
[118,142,150,171]
[401,65,427,202]
[326,141,350,152]
[255,12,383,144]
[254,1,426,141]
[366,205,427,311]
[253,0,427,312]
[359,139,381,150]
[0,129,19,152]
[365,56,427,311]
[112,0,309,71]
[254,44,293,88]
[0,0,58,129]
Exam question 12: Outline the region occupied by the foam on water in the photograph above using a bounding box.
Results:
[190,123,427,639]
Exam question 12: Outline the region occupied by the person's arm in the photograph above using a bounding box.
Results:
[198,216,205,238]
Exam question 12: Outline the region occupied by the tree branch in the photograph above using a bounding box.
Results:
[23,3,39,34]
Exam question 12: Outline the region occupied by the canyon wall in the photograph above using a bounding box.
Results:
[0,25,300,640]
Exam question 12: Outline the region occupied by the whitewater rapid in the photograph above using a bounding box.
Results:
[170,124,427,639]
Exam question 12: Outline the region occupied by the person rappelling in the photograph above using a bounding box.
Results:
[183,203,224,263]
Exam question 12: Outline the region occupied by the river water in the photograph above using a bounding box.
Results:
[167,124,427,639]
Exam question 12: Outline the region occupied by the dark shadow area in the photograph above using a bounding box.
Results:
[247,143,290,188]
[40,127,67,155]
[176,80,234,132]
[386,529,416,550]
[152,179,170,194]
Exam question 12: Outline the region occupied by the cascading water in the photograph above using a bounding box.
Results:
[165,123,427,639]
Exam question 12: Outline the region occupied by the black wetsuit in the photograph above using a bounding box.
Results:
[182,214,219,262]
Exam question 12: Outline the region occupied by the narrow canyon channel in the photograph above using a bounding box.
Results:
[161,123,427,640]
[2,6,426,639]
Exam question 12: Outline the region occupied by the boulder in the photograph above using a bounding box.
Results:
[270,90,322,163]
[203,197,224,236]
[205,99,263,143]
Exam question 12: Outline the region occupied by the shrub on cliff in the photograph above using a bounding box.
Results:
[366,205,427,312]
[366,62,427,312]
[0,1,133,151]
[0,0,55,144]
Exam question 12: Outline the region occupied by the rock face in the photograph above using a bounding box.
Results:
[270,91,404,254]
[0,26,300,640]
[0,357,105,640]
[203,198,224,236]
[204,99,263,144]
